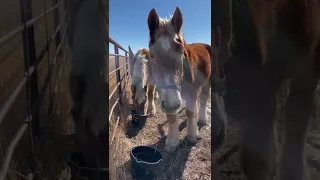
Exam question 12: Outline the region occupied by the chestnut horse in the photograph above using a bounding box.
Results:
[220,0,320,180]
[130,48,157,116]
[67,0,108,175]
[147,7,227,152]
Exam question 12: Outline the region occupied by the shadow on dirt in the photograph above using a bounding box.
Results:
[125,116,148,138]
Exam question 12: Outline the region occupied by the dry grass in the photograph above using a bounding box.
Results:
[109,53,132,179]
[109,97,212,180]
[108,53,213,179]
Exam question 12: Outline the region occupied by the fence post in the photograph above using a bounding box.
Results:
[125,51,128,77]
[114,46,122,105]
[20,0,40,137]
[128,46,132,78]
[52,0,61,51]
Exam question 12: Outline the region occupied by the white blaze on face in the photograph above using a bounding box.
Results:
[158,36,171,52]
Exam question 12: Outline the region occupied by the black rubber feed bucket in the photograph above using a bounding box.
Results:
[130,146,164,179]
[131,109,150,127]
[68,152,108,180]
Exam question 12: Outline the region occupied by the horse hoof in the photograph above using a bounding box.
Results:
[165,139,179,153]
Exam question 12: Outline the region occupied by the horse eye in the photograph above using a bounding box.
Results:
[174,37,183,50]
[175,37,182,43]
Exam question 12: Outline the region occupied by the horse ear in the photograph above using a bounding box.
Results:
[171,7,183,33]
[147,8,159,36]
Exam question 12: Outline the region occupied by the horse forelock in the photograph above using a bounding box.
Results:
[149,16,185,46]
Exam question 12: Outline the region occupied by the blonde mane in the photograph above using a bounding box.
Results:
[131,49,149,104]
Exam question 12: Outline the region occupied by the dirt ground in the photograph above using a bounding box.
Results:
[109,81,212,180]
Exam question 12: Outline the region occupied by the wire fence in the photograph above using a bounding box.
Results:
[0,0,68,179]
[108,36,132,144]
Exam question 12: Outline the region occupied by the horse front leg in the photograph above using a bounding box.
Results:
[199,83,210,124]
[165,114,180,152]
[186,90,199,143]
[147,83,156,116]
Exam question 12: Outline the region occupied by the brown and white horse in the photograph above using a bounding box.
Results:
[219,0,320,180]
[147,7,227,152]
[130,48,157,116]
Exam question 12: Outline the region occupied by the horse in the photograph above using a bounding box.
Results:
[147,7,227,153]
[130,48,157,116]
[67,0,108,176]
[219,0,320,180]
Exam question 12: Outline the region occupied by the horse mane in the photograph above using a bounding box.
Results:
[131,48,149,88]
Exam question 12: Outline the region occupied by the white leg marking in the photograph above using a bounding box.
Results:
[165,117,180,152]
[187,112,198,143]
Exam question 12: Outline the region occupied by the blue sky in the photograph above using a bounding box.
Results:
[109,0,211,55]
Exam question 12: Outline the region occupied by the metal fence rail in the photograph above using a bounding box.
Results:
[0,0,68,179]
[108,37,132,144]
